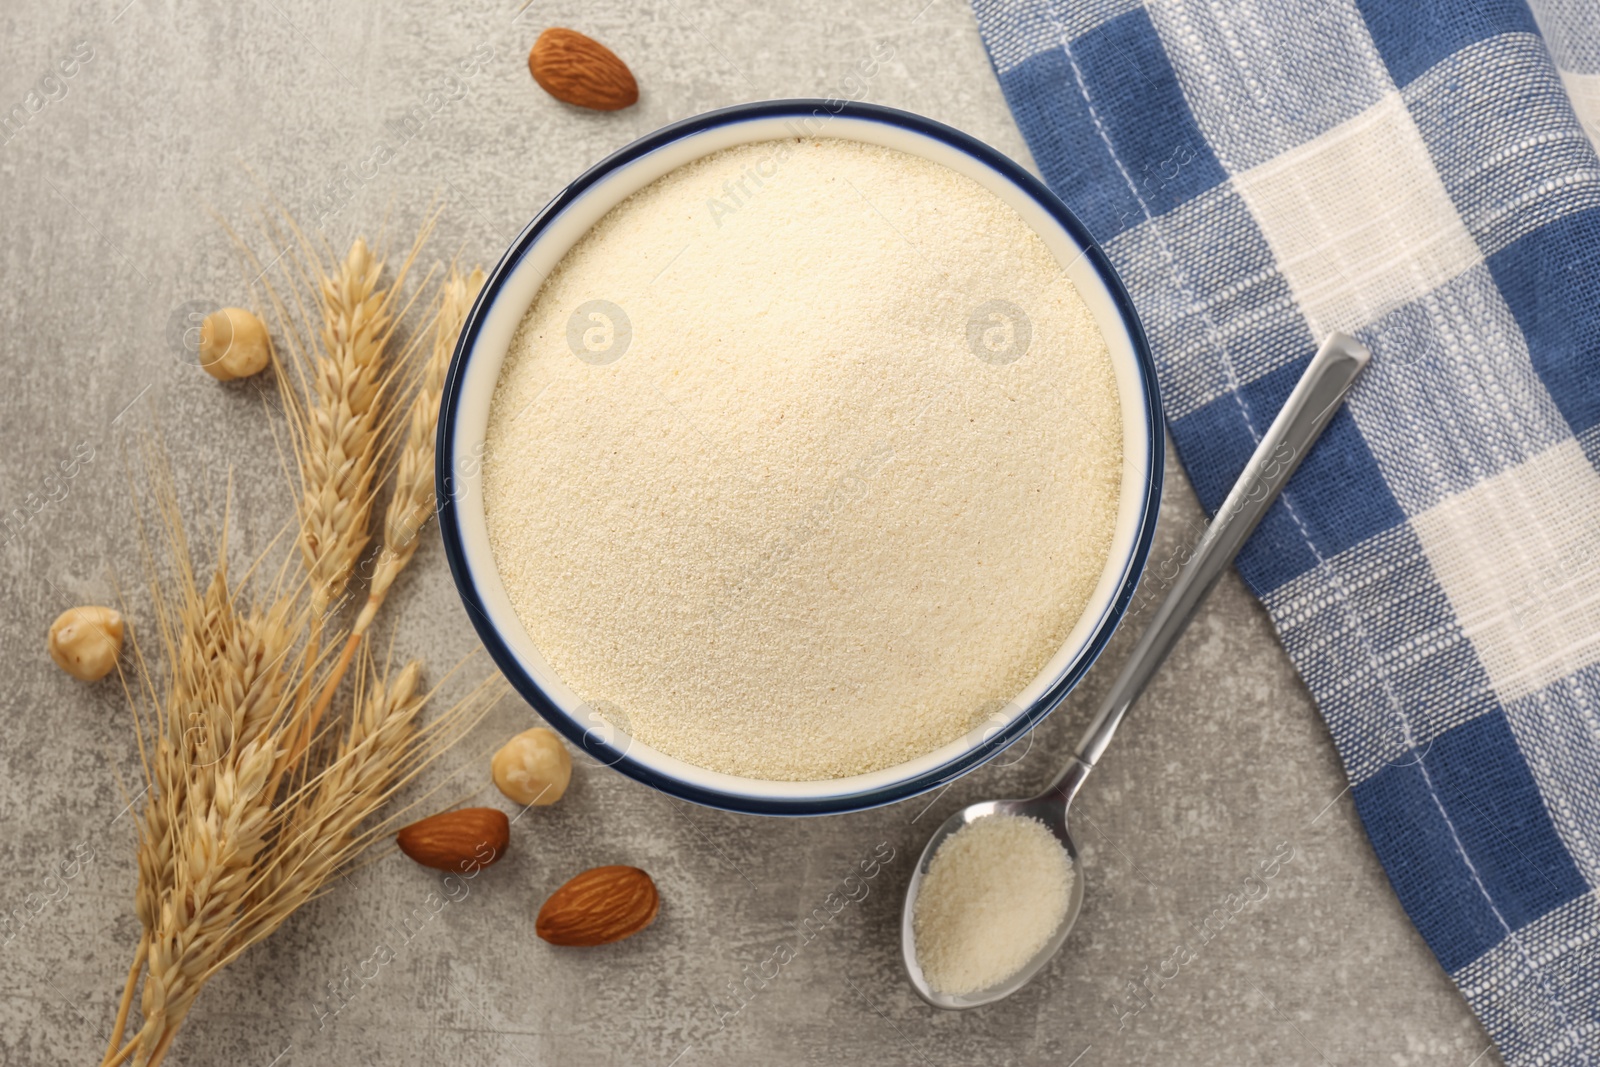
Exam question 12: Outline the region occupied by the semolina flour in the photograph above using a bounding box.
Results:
[482,137,1122,781]
[912,814,1075,994]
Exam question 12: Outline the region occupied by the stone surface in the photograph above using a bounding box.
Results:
[0,1,1500,1064]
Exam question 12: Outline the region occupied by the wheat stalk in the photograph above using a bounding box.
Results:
[297,238,389,617]
[108,465,312,1066]
[245,220,436,759]
[105,492,496,1067]
[271,218,439,617]
[102,217,491,1067]
[310,265,484,726]
[368,264,483,626]
[217,660,497,961]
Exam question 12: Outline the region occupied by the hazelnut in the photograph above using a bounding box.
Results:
[198,307,271,380]
[48,605,124,681]
[491,727,572,806]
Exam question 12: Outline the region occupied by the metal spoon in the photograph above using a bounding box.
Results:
[901,333,1371,1009]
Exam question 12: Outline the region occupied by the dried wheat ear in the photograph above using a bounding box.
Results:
[101,221,492,1067]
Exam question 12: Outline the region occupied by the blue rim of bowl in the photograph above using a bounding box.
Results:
[436,99,1164,816]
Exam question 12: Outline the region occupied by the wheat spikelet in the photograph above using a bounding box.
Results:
[269,226,440,758]
[304,264,484,719]
[224,210,449,631]
[231,659,425,947]
[135,737,277,1055]
[102,211,491,1067]
[200,658,501,980]
[268,218,438,616]
[365,265,484,624]
[115,574,305,1063]
[298,238,389,618]
[108,518,494,1067]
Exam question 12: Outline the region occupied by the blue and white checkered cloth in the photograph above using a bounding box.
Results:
[968,0,1600,1059]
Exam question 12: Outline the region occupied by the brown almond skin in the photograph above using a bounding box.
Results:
[537,865,659,946]
[529,28,639,111]
[396,808,509,873]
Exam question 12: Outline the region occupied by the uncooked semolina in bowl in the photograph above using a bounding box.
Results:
[437,101,1162,815]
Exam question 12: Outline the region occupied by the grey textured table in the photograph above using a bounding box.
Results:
[1,1,1502,1064]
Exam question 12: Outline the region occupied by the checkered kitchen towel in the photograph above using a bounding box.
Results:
[968,0,1600,1060]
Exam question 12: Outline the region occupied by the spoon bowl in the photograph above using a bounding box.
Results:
[899,334,1371,1009]
[901,764,1090,1008]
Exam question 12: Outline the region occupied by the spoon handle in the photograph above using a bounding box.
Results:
[1063,332,1371,783]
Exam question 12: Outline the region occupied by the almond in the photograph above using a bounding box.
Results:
[528,28,638,111]
[537,865,659,946]
[396,807,509,873]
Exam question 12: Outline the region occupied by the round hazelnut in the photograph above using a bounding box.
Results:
[491,727,572,806]
[48,605,124,682]
[198,307,271,380]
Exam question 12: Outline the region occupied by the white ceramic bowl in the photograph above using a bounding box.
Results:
[437,100,1163,815]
